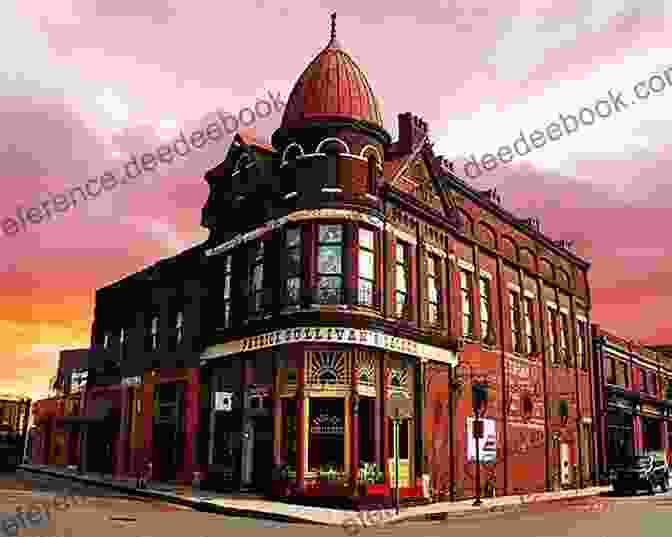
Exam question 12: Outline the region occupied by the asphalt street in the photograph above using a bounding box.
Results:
[3,470,672,537]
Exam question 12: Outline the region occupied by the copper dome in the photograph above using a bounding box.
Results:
[280,14,384,130]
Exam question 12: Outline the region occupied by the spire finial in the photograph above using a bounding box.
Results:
[330,12,337,41]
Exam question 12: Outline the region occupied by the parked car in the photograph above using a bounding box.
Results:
[611,454,668,495]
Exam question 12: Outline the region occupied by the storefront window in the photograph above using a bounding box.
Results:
[317,224,343,304]
[309,398,344,472]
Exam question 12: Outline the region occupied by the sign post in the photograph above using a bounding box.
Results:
[393,409,401,515]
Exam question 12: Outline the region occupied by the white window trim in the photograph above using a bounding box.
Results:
[507,282,521,292]
[479,269,493,280]
[523,289,535,299]
[457,259,474,272]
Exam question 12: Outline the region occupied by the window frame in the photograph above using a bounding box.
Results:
[559,311,570,365]
[523,296,536,355]
[547,307,557,363]
[358,227,376,307]
[395,241,410,318]
[427,254,441,326]
[509,290,522,354]
[317,223,345,305]
[576,319,586,369]
[479,276,491,341]
[249,240,265,314]
[285,226,303,306]
[460,269,474,338]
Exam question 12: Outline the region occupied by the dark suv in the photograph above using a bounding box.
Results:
[612,455,669,495]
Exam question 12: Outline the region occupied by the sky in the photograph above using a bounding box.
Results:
[1,0,670,400]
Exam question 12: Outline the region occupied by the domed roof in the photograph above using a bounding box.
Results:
[280,14,383,130]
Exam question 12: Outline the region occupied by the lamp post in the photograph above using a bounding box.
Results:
[472,382,489,506]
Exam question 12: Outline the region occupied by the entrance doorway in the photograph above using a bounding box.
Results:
[152,382,184,482]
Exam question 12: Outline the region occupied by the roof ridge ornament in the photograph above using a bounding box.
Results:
[327,12,342,49]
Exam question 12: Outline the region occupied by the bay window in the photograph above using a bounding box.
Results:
[395,242,409,317]
[460,270,473,338]
[249,241,265,313]
[358,228,375,306]
[427,255,440,325]
[223,254,232,328]
[317,224,344,304]
[285,227,302,306]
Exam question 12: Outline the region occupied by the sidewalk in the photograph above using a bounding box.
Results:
[18,464,610,526]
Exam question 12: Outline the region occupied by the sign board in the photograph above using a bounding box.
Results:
[121,376,141,386]
[466,417,496,463]
[201,326,458,365]
[214,392,233,412]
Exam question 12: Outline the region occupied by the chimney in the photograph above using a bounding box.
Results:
[398,113,413,154]
[397,113,429,154]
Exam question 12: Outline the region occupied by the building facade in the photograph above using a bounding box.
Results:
[591,327,672,478]
[84,16,596,499]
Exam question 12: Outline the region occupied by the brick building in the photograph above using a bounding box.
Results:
[591,328,672,478]
[83,15,596,499]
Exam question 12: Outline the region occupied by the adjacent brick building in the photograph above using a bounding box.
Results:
[592,327,672,478]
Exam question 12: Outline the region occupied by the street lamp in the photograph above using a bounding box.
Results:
[472,381,489,506]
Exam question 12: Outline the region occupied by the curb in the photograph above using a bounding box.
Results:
[392,488,611,523]
[18,466,325,526]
